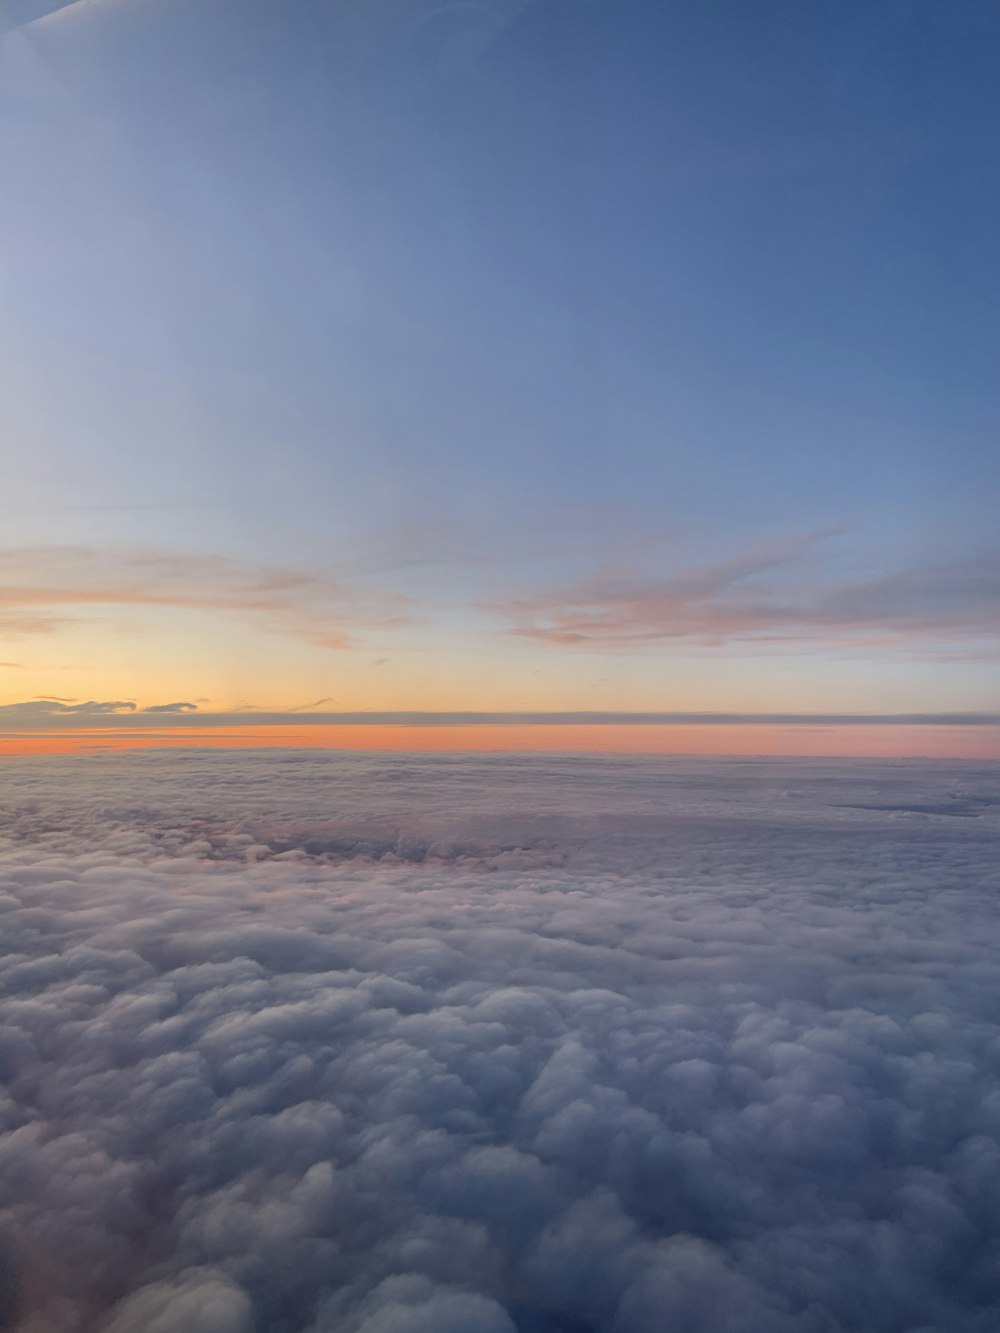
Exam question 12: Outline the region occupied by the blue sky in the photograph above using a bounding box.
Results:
[1,0,998,726]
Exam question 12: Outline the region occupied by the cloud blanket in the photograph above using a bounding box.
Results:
[1,751,999,1332]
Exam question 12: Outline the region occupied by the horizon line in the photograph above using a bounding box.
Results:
[2,708,999,732]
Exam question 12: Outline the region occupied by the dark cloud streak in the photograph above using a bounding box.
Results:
[1,702,998,732]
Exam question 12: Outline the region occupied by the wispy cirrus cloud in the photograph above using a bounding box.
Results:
[0,546,411,650]
[0,0,88,37]
[493,535,1000,656]
[0,613,69,636]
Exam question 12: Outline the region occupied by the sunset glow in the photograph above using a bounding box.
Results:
[3,722,999,759]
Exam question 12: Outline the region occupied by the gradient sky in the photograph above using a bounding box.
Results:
[2,0,999,750]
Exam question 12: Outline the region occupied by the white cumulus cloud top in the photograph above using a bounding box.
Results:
[1,751,999,1332]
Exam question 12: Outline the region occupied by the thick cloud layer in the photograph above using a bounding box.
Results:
[1,751,999,1333]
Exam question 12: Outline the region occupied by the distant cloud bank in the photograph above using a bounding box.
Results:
[1,752,999,1331]
[1,700,998,731]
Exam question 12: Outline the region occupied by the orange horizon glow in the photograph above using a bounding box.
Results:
[2,723,999,759]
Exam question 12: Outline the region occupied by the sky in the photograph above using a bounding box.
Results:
[2,0,999,753]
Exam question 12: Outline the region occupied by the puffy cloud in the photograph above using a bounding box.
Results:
[104,1271,255,1333]
[0,751,999,1332]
